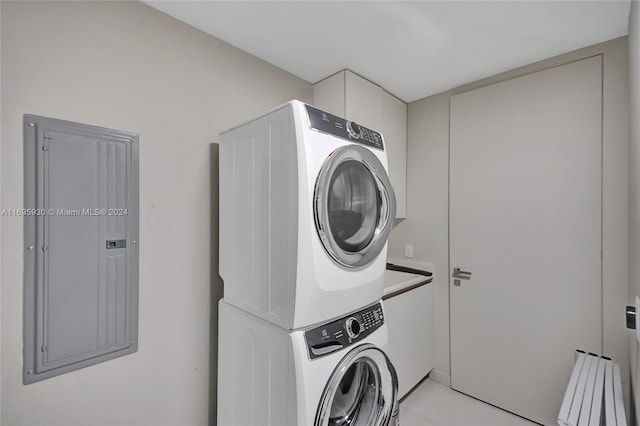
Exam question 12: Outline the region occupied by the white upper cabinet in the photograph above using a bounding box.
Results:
[381,91,407,219]
[312,72,345,117]
[313,70,407,219]
[344,71,383,128]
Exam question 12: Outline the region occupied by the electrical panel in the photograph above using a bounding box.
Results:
[23,115,139,384]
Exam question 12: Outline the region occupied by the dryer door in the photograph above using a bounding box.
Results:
[315,344,398,426]
[314,145,396,268]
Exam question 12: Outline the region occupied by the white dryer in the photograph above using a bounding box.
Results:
[217,299,399,426]
[220,100,396,329]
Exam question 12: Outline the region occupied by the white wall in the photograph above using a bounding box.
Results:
[0,1,3,422]
[388,93,451,382]
[628,1,640,423]
[388,37,629,392]
[0,2,312,425]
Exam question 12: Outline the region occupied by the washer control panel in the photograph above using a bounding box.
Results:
[305,302,384,360]
[305,104,384,151]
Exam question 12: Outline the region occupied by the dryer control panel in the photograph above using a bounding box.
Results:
[305,302,384,360]
[305,104,385,151]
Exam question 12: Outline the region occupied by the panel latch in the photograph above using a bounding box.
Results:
[626,305,636,330]
[106,239,126,249]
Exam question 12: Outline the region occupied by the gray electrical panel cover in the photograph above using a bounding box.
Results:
[23,115,139,384]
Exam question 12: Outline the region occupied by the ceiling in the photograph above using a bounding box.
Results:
[145,1,631,103]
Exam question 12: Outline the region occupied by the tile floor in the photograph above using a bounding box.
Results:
[399,379,539,426]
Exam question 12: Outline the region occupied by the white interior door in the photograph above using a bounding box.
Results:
[450,56,603,426]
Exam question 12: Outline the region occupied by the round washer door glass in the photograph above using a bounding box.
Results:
[315,344,398,426]
[315,145,396,268]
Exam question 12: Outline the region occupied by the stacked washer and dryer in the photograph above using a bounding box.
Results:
[218,100,399,426]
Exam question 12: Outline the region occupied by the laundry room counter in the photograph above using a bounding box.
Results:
[383,265,434,399]
[383,269,432,300]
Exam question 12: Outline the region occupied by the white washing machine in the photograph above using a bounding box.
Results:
[217,299,399,426]
[219,100,396,329]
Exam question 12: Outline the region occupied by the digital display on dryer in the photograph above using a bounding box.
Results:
[305,104,385,150]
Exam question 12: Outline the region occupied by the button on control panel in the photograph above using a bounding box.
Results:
[360,126,383,147]
[305,104,385,151]
[305,302,384,360]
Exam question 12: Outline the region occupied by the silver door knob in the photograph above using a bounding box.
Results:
[452,267,472,280]
[453,267,472,286]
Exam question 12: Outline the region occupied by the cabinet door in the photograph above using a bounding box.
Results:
[385,284,433,398]
[312,71,345,117]
[382,91,407,218]
[345,70,383,129]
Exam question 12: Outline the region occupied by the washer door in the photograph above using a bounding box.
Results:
[315,344,398,426]
[314,145,396,268]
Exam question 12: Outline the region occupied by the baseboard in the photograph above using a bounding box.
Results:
[429,368,451,387]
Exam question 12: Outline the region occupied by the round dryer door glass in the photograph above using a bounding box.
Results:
[315,145,396,268]
[315,344,398,426]
[328,160,379,252]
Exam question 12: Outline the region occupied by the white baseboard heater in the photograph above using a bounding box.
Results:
[558,351,626,426]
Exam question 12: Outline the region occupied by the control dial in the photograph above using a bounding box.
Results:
[346,121,361,139]
[346,317,361,339]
